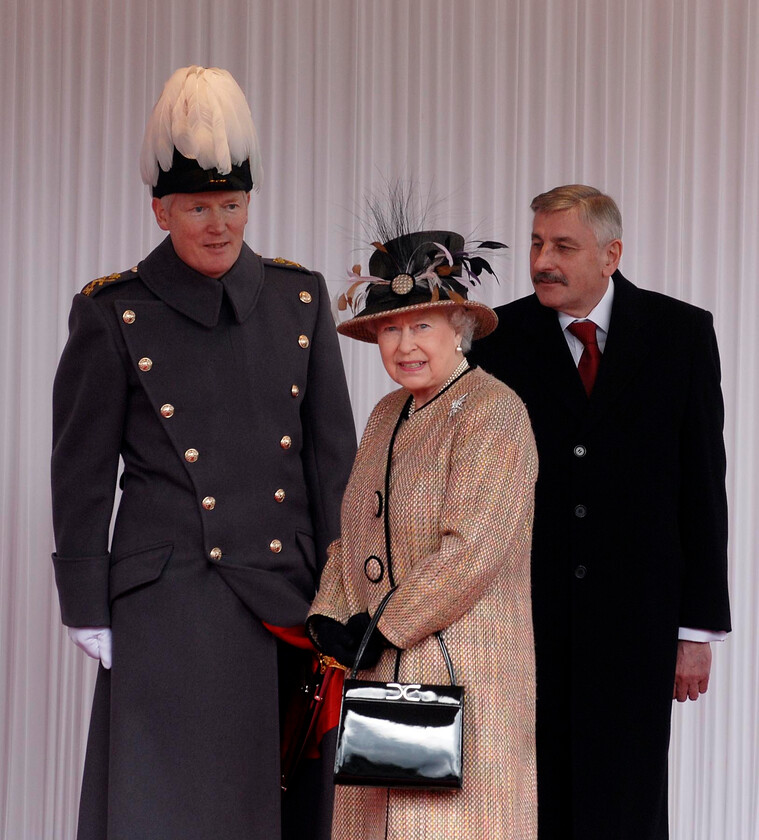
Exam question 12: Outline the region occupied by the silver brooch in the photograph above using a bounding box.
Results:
[449,393,468,418]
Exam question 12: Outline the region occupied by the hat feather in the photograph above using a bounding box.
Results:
[142,68,190,184]
[140,65,262,191]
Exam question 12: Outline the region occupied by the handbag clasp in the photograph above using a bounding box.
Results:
[387,682,422,701]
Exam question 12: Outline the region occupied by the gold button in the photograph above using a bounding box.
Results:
[209,547,222,561]
[138,357,153,371]
[160,404,175,418]
[299,291,312,304]
[274,489,285,503]
[122,310,136,324]
[269,539,283,554]
[184,448,199,462]
[280,435,292,450]
[291,384,300,398]
[202,496,216,510]
[298,335,310,348]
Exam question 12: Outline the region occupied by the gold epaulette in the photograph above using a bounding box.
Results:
[267,257,310,273]
[80,267,138,297]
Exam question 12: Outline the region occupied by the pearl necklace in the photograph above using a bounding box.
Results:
[407,357,470,417]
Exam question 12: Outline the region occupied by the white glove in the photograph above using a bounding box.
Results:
[67,627,113,669]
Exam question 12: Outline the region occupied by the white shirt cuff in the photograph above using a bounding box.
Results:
[678,627,728,642]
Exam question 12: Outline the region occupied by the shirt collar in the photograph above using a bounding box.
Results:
[137,237,263,327]
[557,276,615,333]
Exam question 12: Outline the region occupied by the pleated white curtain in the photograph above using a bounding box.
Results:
[1,0,756,837]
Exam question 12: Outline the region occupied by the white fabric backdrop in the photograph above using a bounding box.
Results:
[1,1,756,837]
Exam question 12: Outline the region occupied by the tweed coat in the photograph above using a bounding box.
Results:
[468,272,731,839]
[51,237,356,840]
[310,366,538,840]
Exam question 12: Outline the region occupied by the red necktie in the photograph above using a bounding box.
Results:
[568,320,601,396]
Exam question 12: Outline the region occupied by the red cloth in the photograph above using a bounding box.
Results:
[309,666,344,758]
[264,623,345,761]
[263,621,316,651]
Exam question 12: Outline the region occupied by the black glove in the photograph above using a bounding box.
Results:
[306,615,358,668]
[346,611,389,670]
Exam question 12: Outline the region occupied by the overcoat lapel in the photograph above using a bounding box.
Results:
[586,272,646,421]
[523,296,588,419]
[138,238,265,326]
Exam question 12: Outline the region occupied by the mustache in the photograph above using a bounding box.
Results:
[532,271,568,286]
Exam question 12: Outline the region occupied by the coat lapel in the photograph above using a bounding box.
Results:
[138,238,264,327]
[588,272,645,416]
[523,295,589,419]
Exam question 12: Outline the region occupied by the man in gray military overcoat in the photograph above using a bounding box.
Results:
[51,65,356,840]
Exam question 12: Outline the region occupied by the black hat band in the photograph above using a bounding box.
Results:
[152,148,253,198]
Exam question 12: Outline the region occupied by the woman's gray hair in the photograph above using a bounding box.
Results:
[446,306,478,354]
[530,184,623,246]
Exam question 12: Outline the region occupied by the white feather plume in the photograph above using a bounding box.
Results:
[140,65,263,191]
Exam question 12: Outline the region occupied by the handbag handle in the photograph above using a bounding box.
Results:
[349,587,458,686]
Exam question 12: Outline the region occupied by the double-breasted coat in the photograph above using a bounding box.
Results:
[51,237,357,840]
[310,367,538,840]
[469,272,731,839]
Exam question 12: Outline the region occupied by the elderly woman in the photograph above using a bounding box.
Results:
[307,225,538,839]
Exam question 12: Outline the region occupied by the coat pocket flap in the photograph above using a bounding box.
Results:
[109,542,173,601]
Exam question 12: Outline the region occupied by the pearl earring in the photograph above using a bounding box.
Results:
[456,344,463,353]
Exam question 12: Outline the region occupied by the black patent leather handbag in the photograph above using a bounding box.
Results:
[333,587,464,789]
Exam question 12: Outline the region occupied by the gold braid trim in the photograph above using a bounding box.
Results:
[271,257,305,269]
[80,272,122,297]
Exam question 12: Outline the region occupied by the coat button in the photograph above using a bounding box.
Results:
[298,335,310,348]
[160,404,175,418]
[574,565,587,579]
[122,310,136,324]
[364,556,384,582]
[280,435,292,450]
[202,496,216,510]
[185,448,199,463]
[209,547,222,561]
[138,357,153,372]
[274,489,285,503]
[574,504,587,518]
[573,445,587,458]
[291,384,300,397]
[270,539,283,553]
[299,291,312,304]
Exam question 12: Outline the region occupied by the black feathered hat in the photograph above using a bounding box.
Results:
[336,229,504,344]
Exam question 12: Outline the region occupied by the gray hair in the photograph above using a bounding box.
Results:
[530,184,623,246]
[446,307,478,354]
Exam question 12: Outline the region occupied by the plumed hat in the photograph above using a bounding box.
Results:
[140,65,263,197]
[336,228,505,344]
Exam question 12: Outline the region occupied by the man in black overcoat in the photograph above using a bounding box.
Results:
[51,66,356,840]
[468,184,731,839]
